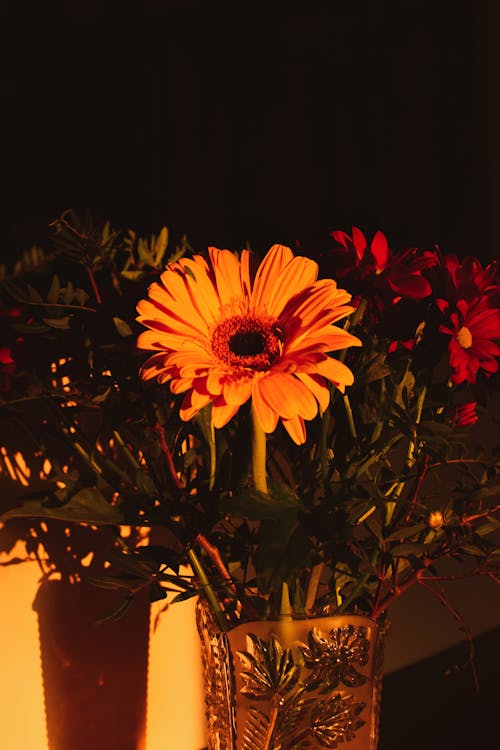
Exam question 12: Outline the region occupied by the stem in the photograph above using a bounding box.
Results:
[196,533,238,597]
[208,418,216,492]
[385,384,427,525]
[343,393,358,439]
[154,422,182,490]
[251,402,268,494]
[319,407,331,482]
[279,581,292,621]
[86,266,102,305]
[305,563,324,614]
[186,545,228,632]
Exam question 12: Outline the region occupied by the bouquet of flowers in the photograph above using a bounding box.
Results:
[1,210,499,638]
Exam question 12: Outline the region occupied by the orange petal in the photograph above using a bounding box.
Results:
[212,401,240,428]
[281,415,306,445]
[179,390,213,421]
[223,376,253,406]
[239,249,255,299]
[259,373,318,420]
[314,356,355,387]
[208,247,244,307]
[252,381,279,433]
[287,328,362,355]
[139,353,168,379]
[266,256,318,317]
[251,244,294,312]
[296,372,331,413]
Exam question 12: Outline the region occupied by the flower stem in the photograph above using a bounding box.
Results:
[279,581,292,621]
[385,384,427,526]
[251,402,268,494]
[343,393,358,439]
[186,545,228,632]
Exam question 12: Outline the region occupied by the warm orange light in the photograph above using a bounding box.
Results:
[146,568,207,750]
[0,542,48,750]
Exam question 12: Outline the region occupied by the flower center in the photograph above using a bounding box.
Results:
[210,314,283,370]
[456,325,473,349]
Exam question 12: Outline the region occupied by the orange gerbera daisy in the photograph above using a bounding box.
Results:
[136,244,361,444]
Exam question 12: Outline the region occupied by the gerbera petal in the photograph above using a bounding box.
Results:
[266,256,319,318]
[179,390,213,421]
[223,376,253,406]
[296,372,331,414]
[314,356,355,388]
[209,247,245,306]
[212,401,241,428]
[139,352,168,379]
[259,373,318,420]
[252,381,280,433]
[281,415,307,445]
[251,244,294,312]
[286,328,362,355]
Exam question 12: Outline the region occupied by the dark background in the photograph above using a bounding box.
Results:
[1,0,499,263]
[1,2,499,749]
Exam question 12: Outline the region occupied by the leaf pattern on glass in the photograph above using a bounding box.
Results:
[301,625,370,691]
[310,693,366,748]
[237,633,302,699]
[196,602,236,750]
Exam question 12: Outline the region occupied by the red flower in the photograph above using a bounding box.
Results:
[437,253,500,303]
[329,227,435,301]
[449,402,478,427]
[439,299,500,384]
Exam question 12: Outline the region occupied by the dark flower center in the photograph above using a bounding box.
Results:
[229,331,265,357]
[211,314,282,371]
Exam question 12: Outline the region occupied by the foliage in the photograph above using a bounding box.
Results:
[0,211,499,635]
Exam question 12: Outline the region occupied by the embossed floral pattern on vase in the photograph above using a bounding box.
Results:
[300,624,370,691]
[197,606,387,750]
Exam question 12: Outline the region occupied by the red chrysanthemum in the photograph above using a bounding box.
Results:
[436,252,500,304]
[439,299,500,384]
[136,244,362,444]
[329,226,435,301]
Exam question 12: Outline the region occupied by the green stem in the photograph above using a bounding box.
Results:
[279,581,292,621]
[343,393,358,440]
[251,402,268,494]
[186,546,228,632]
[319,408,331,482]
[385,384,427,526]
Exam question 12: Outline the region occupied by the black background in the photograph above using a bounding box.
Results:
[2,0,499,263]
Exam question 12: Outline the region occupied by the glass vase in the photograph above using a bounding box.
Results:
[196,601,388,750]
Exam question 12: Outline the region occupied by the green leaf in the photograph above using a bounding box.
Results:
[42,316,71,330]
[474,516,500,537]
[221,487,300,522]
[390,542,427,557]
[113,316,134,337]
[47,275,61,303]
[385,522,426,542]
[458,544,488,557]
[27,284,44,303]
[92,387,112,404]
[1,487,126,525]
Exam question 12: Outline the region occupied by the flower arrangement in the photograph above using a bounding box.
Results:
[1,210,499,639]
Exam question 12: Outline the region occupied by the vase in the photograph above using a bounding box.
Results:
[196,601,388,750]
